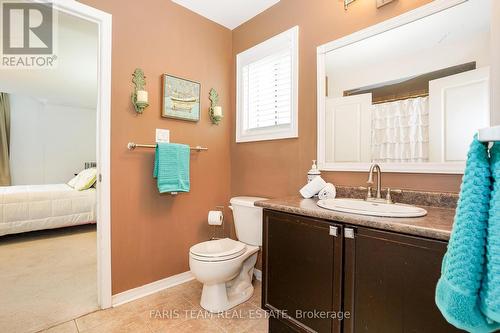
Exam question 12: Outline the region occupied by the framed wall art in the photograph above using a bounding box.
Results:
[162,74,201,122]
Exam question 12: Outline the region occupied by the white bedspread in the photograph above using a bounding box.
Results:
[0,184,96,236]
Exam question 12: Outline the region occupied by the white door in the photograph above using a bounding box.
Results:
[325,93,372,163]
[429,67,490,163]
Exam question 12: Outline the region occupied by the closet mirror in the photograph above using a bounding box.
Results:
[317,0,492,173]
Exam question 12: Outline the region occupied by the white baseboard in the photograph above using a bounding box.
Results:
[112,271,194,307]
[254,268,262,281]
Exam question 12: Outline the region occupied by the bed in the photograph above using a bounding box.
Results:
[0,184,96,236]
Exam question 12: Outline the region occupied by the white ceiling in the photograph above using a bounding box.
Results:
[171,0,280,30]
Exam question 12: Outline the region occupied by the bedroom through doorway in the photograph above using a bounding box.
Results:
[0,8,100,333]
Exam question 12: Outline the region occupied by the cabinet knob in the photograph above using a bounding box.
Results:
[329,226,339,237]
[344,228,355,239]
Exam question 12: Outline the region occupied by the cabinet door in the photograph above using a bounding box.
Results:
[342,227,462,333]
[263,210,343,333]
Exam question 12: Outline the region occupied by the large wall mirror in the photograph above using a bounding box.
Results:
[317,0,492,173]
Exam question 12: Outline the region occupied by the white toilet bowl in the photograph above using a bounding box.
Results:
[189,196,267,313]
[189,238,259,313]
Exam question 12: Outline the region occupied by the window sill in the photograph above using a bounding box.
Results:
[236,131,299,143]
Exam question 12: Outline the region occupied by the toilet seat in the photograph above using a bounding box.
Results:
[190,238,247,262]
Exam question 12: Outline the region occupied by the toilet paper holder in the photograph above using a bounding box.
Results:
[209,206,225,240]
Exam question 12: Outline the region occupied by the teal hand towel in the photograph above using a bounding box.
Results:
[436,136,500,332]
[480,143,500,323]
[153,143,190,193]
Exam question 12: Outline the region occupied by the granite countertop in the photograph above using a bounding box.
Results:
[255,196,456,241]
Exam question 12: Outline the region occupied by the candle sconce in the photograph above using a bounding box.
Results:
[344,0,356,9]
[131,68,149,114]
[208,88,223,125]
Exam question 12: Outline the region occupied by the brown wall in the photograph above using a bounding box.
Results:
[79,0,466,294]
[230,0,463,200]
[81,0,232,294]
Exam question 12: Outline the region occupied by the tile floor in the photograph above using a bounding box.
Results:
[40,279,268,333]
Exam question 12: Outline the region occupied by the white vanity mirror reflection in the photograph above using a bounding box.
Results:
[317,0,492,173]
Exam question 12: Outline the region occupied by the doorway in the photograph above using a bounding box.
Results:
[0,1,111,331]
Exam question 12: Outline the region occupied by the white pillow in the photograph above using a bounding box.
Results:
[68,168,97,191]
[68,174,79,188]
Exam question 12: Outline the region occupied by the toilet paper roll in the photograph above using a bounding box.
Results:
[299,176,327,199]
[208,210,223,225]
[318,183,336,200]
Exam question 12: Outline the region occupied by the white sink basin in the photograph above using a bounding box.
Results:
[317,198,427,218]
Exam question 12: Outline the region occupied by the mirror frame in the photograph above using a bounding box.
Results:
[316,0,472,174]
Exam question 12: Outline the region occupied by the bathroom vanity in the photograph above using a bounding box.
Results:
[257,197,461,333]
[257,1,493,331]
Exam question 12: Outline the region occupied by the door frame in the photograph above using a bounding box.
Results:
[49,0,113,308]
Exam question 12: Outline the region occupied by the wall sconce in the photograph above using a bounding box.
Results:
[376,0,395,8]
[344,0,356,10]
[131,68,149,114]
[208,88,223,125]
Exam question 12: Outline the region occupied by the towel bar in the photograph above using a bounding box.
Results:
[127,142,208,151]
[478,126,500,143]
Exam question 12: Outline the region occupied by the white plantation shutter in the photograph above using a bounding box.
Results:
[236,26,298,142]
[243,49,292,130]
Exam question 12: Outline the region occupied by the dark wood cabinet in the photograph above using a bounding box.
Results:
[262,210,462,333]
[263,210,343,333]
[342,227,461,333]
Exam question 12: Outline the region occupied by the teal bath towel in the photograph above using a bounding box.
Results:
[435,136,500,332]
[153,143,190,193]
[480,143,500,323]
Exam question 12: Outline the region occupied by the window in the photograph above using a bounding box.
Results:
[236,26,299,143]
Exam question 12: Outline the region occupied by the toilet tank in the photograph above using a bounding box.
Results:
[230,196,267,246]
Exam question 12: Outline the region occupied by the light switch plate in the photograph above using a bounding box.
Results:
[156,129,170,143]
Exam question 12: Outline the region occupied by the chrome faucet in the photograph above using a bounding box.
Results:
[363,164,402,203]
[367,163,382,200]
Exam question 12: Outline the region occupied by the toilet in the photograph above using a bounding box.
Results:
[189,196,267,313]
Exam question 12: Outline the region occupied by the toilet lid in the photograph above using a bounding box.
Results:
[190,238,246,260]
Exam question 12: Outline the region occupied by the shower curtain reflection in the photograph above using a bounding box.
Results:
[371,96,429,163]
